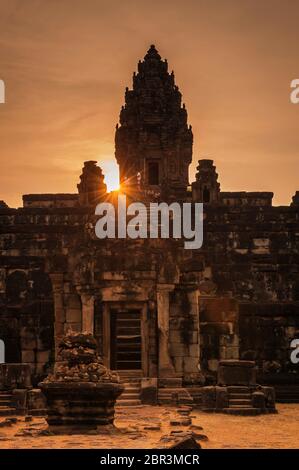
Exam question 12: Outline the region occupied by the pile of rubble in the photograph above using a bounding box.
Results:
[43,333,119,384]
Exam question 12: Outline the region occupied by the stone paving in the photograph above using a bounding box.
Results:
[0,404,298,449]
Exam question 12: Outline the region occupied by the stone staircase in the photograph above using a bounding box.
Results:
[0,391,16,416]
[116,370,142,407]
[275,384,299,403]
[222,386,259,416]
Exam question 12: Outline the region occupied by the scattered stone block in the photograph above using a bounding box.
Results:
[181,418,192,425]
[169,436,201,449]
[190,424,204,431]
[140,378,158,405]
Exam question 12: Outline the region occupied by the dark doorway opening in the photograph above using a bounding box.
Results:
[148,162,159,185]
[203,187,210,203]
[110,309,141,370]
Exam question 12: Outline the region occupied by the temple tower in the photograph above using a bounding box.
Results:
[115,45,193,200]
[192,159,220,204]
[77,161,107,206]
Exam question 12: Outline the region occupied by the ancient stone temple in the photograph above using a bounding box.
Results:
[0,45,299,410]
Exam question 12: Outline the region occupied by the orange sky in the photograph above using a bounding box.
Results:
[0,0,298,207]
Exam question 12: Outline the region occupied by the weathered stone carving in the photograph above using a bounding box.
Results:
[39,333,123,433]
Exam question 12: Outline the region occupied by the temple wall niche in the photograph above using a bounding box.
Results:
[0,269,55,385]
[199,297,239,377]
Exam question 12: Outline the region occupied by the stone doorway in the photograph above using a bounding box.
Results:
[110,309,142,370]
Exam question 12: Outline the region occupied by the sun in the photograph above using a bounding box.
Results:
[98,160,120,192]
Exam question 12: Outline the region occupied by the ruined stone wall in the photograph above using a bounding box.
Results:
[194,204,299,380]
[0,202,298,384]
[201,205,299,302]
[239,303,299,382]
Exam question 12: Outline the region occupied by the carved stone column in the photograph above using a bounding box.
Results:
[49,273,65,361]
[157,284,176,378]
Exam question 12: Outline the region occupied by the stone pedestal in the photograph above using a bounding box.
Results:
[40,382,123,433]
[39,332,123,433]
[217,360,256,386]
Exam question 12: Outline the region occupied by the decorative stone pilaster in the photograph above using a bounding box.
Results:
[157,284,176,378]
[82,293,95,334]
[76,287,95,334]
[185,285,201,379]
[49,273,66,361]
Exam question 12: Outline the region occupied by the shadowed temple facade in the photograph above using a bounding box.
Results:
[0,45,299,407]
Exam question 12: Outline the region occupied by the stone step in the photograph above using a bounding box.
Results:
[122,382,140,388]
[227,386,250,393]
[229,399,251,406]
[0,400,12,406]
[117,369,142,377]
[0,394,12,399]
[0,407,16,416]
[120,386,140,392]
[120,380,141,386]
[119,396,139,402]
[229,393,251,400]
[116,374,141,406]
[120,390,140,397]
[116,399,141,407]
[222,407,261,416]
[229,404,253,408]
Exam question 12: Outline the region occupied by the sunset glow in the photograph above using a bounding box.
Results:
[99,160,120,192]
[0,0,299,208]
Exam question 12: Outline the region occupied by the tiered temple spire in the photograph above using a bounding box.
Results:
[115,44,193,200]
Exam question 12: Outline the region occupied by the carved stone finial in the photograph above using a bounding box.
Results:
[77,161,107,206]
[192,159,220,204]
